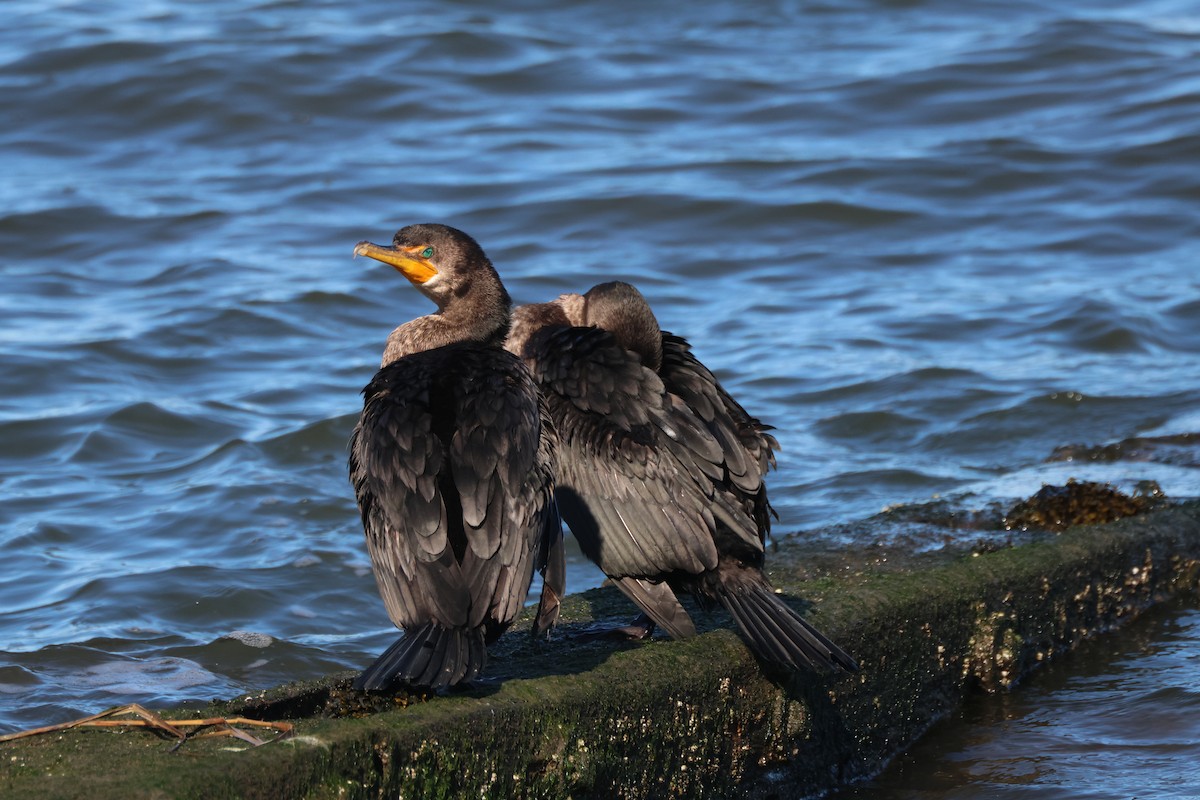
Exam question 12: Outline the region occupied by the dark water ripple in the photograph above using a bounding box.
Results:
[833,605,1200,799]
[1,9,1199,789]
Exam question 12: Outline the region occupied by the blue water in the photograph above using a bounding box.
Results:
[831,604,1200,799]
[2,0,1199,789]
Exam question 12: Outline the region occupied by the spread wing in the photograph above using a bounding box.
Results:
[349,345,557,635]
[526,324,737,578]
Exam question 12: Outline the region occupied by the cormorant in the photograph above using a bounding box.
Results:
[349,223,563,690]
[506,281,856,673]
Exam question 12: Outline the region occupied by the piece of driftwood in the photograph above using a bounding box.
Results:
[0,703,293,750]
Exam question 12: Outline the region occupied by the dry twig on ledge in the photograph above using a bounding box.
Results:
[0,703,294,750]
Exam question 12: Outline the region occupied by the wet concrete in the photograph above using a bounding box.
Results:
[3,499,1199,799]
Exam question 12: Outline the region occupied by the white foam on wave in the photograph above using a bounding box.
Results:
[223,630,274,648]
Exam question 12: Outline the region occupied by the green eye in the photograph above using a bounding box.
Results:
[420,246,434,258]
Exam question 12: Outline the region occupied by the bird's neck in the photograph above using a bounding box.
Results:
[381,303,511,366]
[506,301,572,360]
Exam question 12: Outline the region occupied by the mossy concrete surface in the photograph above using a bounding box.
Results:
[4,501,1200,799]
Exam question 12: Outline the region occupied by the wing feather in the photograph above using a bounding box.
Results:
[525,325,721,578]
[659,332,780,546]
[349,344,557,638]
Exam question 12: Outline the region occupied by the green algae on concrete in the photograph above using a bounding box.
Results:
[3,501,1199,799]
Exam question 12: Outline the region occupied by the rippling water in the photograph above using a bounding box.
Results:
[831,603,1200,799]
[2,0,1199,780]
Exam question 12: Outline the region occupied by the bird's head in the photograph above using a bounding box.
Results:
[355,223,503,313]
[582,281,663,370]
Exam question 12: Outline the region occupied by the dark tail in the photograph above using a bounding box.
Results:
[612,576,697,640]
[354,623,487,691]
[719,585,858,673]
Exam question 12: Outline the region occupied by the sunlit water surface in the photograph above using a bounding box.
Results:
[2,1,1199,791]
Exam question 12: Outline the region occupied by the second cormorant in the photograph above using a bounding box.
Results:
[507,281,856,673]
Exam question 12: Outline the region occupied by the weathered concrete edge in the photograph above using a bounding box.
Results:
[5,501,1200,799]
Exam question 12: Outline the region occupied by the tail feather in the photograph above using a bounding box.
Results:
[724,589,798,665]
[612,577,697,639]
[720,586,858,673]
[354,623,487,691]
[418,624,454,686]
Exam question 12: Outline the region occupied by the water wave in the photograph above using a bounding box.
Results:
[1,0,1198,738]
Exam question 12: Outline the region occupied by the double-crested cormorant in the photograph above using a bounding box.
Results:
[349,223,563,690]
[507,281,856,673]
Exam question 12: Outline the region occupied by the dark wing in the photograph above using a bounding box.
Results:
[526,325,728,579]
[350,354,464,632]
[448,349,559,636]
[659,332,780,544]
[349,346,556,637]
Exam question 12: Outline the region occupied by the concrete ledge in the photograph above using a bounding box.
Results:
[4,501,1199,799]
